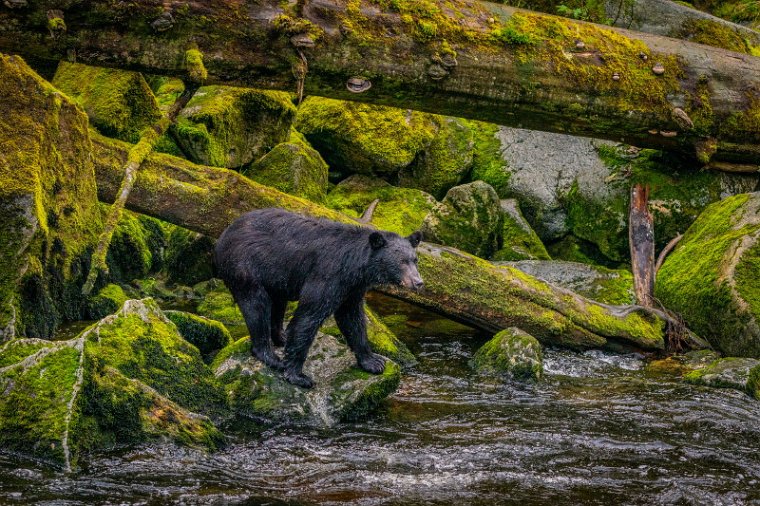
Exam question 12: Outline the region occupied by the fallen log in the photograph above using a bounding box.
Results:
[2,1,760,167]
[92,132,701,352]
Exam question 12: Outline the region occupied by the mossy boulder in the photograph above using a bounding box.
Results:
[165,310,232,363]
[196,285,244,326]
[491,199,551,261]
[106,209,166,282]
[685,357,760,399]
[213,332,401,425]
[87,283,128,320]
[504,260,635,305]
[472,327,543,380]
[244,130,329,203]
[656,192,760,357]
[396,116,475,199]
[295,97,439,179]
[0,299,226,469]
[325,175,436,236]
[172,85,296,168]
[52,61,162,144]
[0,54,102,340]
[421,181,503,258]
[163,225,215,286]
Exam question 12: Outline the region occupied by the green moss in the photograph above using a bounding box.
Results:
[185,49,208,84]
[491,201,550,261]
[678,18,750,53]
[53,62,162,144]
[472,327,543,380]
[243,130,329,203]
[87,283,128,319]
[197,287,245,326]
[163,225,215,286]
[106,208,155,282]
[165,310,232,363]
[748,364,760,400]
[295,96,439,178]
[325,175,436,236]
[656,193,760,357]
[469,122,510,197]
[684,357,760,396]
[172,86,296,168]
[331,361,401,421]
[1,54,102,339]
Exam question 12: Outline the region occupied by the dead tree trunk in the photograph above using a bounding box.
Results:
[629,184,656,307]
[2,1,760,167]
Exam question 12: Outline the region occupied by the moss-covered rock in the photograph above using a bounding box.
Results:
[685,357,760,399]
[0,299,225,469]
[421,181,503,258]
[492,199,551,261]
[0,54,102,340]
[472,327,543,380]
[324,175,436,236]
[645,349,722,376]
[52,61,162,144]
[172,86,296,168]
[165,310,232,363]
[295,97,439,179]
[244,130,329,203]
[163,225,215,286]
[196,285,244,326]
[106,209,166,282]
[656,192,760,357]
[504,260,635,305]
[397,116,475,199]
[87,283,128,320]
[212,332,401,425]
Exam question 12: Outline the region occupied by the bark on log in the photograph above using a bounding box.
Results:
[91,132,686,352]
[2,1,760,167]
[629,184,656,307]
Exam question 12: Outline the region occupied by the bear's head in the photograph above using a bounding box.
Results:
[368,230,424,291]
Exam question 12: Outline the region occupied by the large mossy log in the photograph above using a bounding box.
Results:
[3,1,760,167]
[92,132,672,352]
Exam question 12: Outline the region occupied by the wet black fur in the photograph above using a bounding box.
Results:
[214,208,422,388]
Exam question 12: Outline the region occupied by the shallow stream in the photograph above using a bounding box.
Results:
[2,297,760,505]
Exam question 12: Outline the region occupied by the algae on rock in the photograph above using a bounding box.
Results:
[325,175,437,236]
[656,192,760,358]
[492,199,551,261]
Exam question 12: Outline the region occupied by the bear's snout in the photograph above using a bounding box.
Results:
[402,272,424,292]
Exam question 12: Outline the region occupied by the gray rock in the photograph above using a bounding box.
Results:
[685,357,760,399]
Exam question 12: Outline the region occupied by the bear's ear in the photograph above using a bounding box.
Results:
[407,231,423,248]
[369,232,387,250]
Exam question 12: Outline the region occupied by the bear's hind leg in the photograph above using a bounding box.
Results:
[236,287,284,371]
[335,297,386,374]
[283,289,333,388]
[270,297,287,348]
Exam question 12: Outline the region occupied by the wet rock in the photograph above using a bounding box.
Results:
[656,192,760,357]
[106,208,166,282]
[421,181,503,258]
[165,310,232,363]
[472,327,543,380]
[491,199,550,261]
[0,299,226,469]
[196,284,244,326]
[173,86,296,168]
[163,225,215,286]
[325,175,436,236]
[504,260,635,305]
[52,62,162,144]
[645,349,722,376]
[212,333,401,425]
[1,54,102,340]
[685,357,760,399]
[244,130,329,203]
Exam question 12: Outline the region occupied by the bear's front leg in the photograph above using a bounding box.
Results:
[335,297,386,375]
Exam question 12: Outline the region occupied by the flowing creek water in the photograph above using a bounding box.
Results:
[2,295,760,505]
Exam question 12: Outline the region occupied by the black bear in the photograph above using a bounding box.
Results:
[214,208,424,388]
